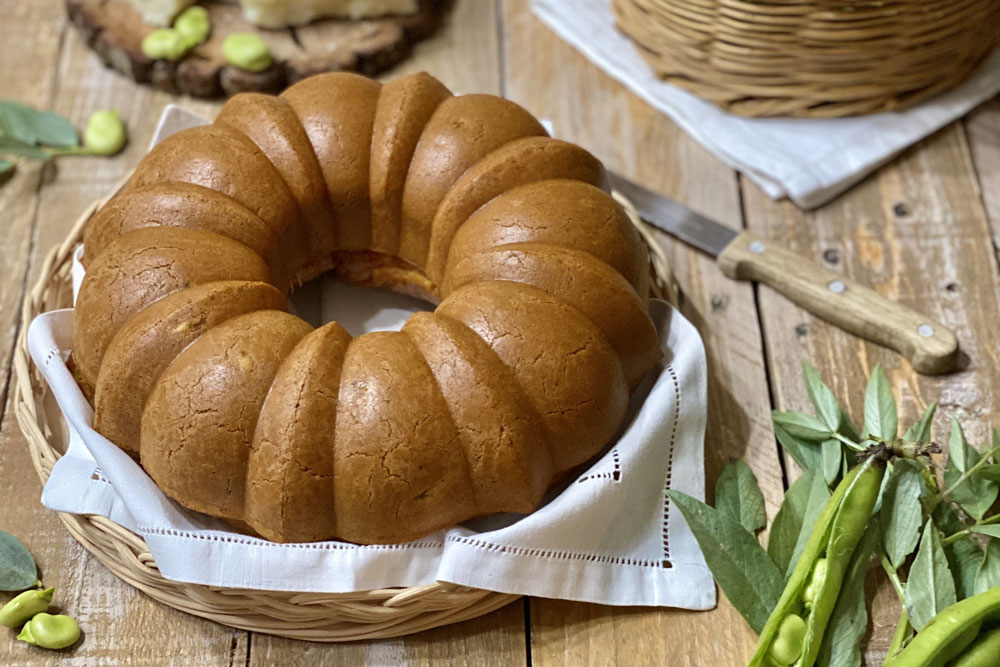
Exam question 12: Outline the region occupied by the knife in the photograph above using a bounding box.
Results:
[607,172,959,375]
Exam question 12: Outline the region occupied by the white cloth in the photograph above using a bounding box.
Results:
[25,105,715,607]
[532,0,1000,209]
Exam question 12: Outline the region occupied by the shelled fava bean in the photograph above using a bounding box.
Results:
[17,613,80,650]
[0,588,53,628]
[1,587,81,650]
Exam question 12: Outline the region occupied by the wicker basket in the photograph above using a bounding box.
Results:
[11,187,675,641]
[613,0,1000,118]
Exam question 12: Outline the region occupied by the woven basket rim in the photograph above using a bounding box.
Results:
[613,0,999,118]
[11,186,675,642]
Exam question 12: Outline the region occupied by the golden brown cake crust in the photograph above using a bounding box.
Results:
[425,137,607,284]
[446,179,650,297]
[437,281,628,472]
[73,227,271,396]
[127,124,300,242]
[403,312,555,514]
[246,322,351,543]
[216,93,337,264]
[82,182,289,290]
[332,331,476,544]
[443,243,661,387]
[94,281,287,456]
[282,73,382,256]
[370,72,452,256]
[141,310,313,520]
[399,94,547,269]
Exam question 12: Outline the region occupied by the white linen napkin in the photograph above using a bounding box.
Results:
[532,0,1000,209]
[24,104,715,607]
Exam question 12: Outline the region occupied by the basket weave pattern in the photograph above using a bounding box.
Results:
[613,0,1000,118]
[12,189,674,641]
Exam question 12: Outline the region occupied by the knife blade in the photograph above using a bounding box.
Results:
[607,172,959,375]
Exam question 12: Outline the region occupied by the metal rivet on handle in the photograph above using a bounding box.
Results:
[918,324,934,337]
[828,280,846,294]
[749,241,765,254]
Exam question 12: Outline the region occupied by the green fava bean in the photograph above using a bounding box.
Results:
[83,110,127,156]
[17,613,80,650]
[174,6,210,47]
[951,627,1000,667]
[769,614,806,666]
[802,559,827,611]
[223,33,272,72]
[142,28,188,61]
[0,587,53,628]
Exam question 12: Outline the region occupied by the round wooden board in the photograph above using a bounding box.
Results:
[66,0,448,97]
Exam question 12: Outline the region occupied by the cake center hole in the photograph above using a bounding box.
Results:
[287,251,435,337]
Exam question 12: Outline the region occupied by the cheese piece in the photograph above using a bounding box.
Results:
[241,0,419,29]
[129,0,196,26]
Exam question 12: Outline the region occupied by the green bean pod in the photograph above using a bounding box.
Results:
[950,627,1000,667]
[749,455,885,667]
[884,588,1000,667]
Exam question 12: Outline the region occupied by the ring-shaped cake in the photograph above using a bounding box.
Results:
[73,71,662,545]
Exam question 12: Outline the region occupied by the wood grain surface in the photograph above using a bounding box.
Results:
[1,0,997,665]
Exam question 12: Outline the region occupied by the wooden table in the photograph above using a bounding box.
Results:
[1,1,997,664]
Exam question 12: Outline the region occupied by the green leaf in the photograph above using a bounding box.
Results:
[881,459,929,569]
[714,460,767,534]
[903,402,937,443]
[949,421,971,473]
[0,530,37,591]
[787,469,832,579]
[30,110,78,147]
[668,490,783,634]
[970,525,1000,540]
[817,519,879,667]
[975,464,1000,482]
[774,423,822,473]
[0,136,50,161]
[837,409,862,444]
[863,365,897,440]
[905,520,957,631]
[0,100,38,143]
[772,410,832,442]
[973,541,1000,595]
[767,471,814,576]
[944,432,999,521]
[932,502,984,600]
[803,362,841,431]
[0,100,77,147]
[821,439,842,487]
[0,158,13,176]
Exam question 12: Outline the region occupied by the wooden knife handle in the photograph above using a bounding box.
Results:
[717,230,959,375]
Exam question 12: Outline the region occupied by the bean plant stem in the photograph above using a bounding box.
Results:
[936,445,1000,502]
[44,146,94,157]
[830,432,866,452]
[886,608,912,659]
[942,513,1000,547]
[879,555,906,602]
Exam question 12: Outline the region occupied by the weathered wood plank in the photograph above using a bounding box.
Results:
[742,121,1000,665]
[500,1,785,665]
[965,95,1000,244]
[0,0,66,418]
